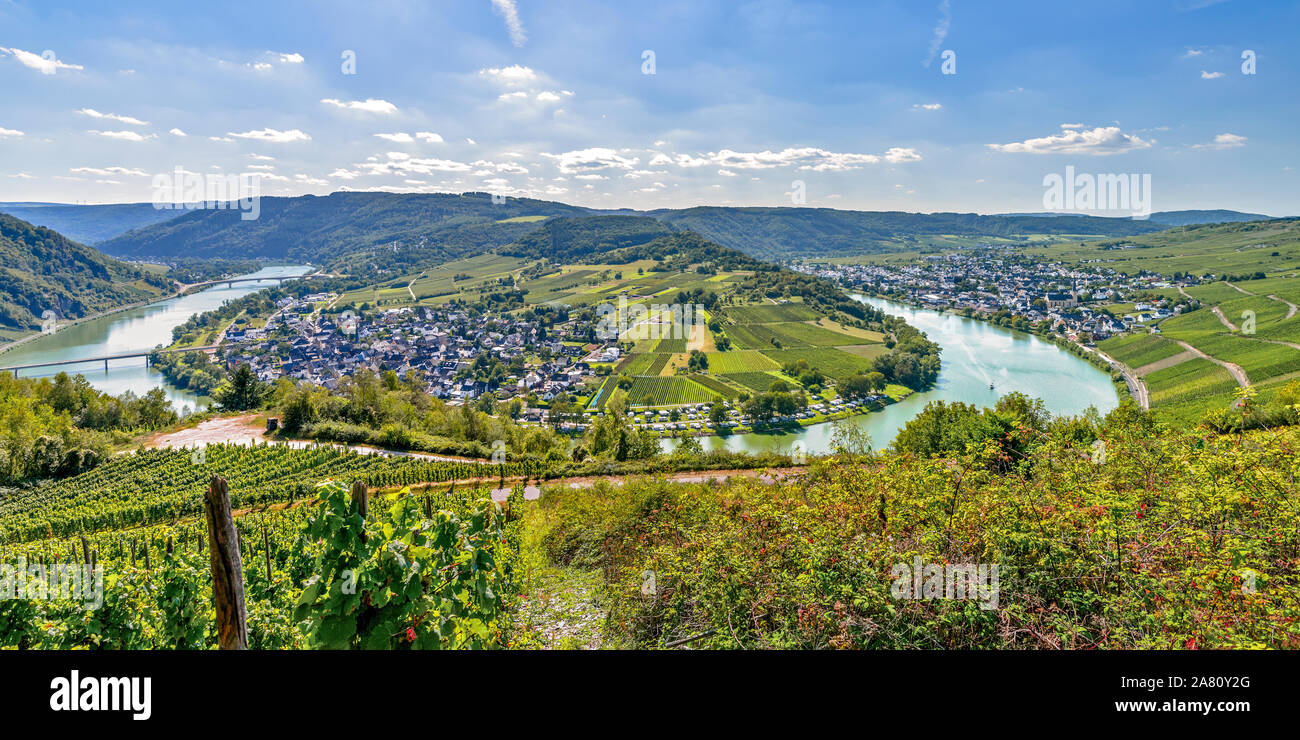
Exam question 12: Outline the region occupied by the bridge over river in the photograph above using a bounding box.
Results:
[0,345,219,377]
[183,272,340,290]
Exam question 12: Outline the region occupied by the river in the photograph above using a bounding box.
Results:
[665,295,1120,455]
[0,265,313,413]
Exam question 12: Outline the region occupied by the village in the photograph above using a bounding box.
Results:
[795,250,1202,343]
[218,296,603,404]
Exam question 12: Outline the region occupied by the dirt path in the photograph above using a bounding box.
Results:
[1133,349,1198,376]
[142,414,476,462]
[1226,281,1255,296]
[1211,306,1240,332]
[1171,339,1251,387]
[1269,294,1298,320]
[1085,346,1150,409]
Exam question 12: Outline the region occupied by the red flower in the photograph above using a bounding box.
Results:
[406,627,417,642]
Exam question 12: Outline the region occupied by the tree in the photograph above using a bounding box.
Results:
[709,402,729,427]
[216,364,271,411]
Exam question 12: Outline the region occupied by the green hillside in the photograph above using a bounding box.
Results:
[0,213,171,332]
[97,191,592,267]
[94,191,1171,268]
[651,206,1167,259]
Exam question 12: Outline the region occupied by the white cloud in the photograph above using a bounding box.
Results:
[1183,49,1204,57]
[415,132,443,143]
[698,146,920,171]
[277,52,305,64]
[478,65,537,85]
[79,108,148,126]
[0,127,23,138]
[498,91,529,102]
[987,125,1152,155]
[374,132,415,143]
[536,91,562,103]
[249,153,275,161]
[355,154,474,176]
[246,164,276,171]
[0,47,83,75]
[70,166,149,176]
[912,102,942,111]
[541,147,641,174]
[228,128,311,143]
[718,169,737,176]
[169,128,187,137]
[8,172,36,179]
[209,136,235,142]
[294,174,328,185]
[251,62,273,71]
[88,130,156,142]
[466,138,477,145]
[329,168,359,180]
[922,0,952,68]
[490,0,528,47]
[321,98,399,114]
[1194,132,1247,149]
[1201,70,1225,79]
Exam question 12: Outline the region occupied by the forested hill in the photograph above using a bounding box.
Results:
[498,215,673,262]
[94,191,1176,266]
[97,191,591,263]
[650,207,1167,259]
[0,213,170,331]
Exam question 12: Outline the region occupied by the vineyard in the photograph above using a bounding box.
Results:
[0,479,521,649]
[0,444,542,543]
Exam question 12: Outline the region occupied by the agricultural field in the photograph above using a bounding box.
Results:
[625,376,718,406]
[703,350,779,373]
[608,298,889,408]
[1027,217,1300,278]
[1098,332,1186,370]
[0,444,533,544]
[723,371,790,392]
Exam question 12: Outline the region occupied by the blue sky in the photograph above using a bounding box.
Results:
[0,0,1295,215]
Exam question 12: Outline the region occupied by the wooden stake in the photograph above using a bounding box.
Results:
[352,480,368,542]
[204,475,248,650]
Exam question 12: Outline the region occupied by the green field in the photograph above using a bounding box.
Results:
[626,376,717,406]
[723,371,789,392]
[761,348,877,377]
[1098,332,1186,370]
[703,350,779,373]
[723,303,821,323]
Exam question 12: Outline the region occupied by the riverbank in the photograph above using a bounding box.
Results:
[853,289,1141,407]
[0,284,183,359]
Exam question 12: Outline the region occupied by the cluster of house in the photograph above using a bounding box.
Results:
[796,252,1195,343]
[218,296,609,402]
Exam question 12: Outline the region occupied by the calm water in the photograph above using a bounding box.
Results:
[665,295,1119,454]
[0,265,313,413]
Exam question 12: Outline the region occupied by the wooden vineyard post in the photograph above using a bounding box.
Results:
[204,475,248,650]
[352,480,368,542]
[262,524,272,583]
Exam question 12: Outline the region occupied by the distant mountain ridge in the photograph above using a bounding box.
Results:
[88,191,1189,267]
[1000,209,1276,227]
[0,213,170,332]
[0,202,182,245]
